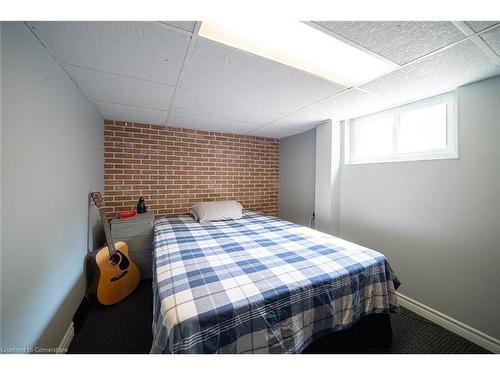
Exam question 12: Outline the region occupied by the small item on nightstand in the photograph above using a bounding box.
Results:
[137,197,147,214]
[117,210,137,219]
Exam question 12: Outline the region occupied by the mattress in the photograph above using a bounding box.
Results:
[151,212,400,353]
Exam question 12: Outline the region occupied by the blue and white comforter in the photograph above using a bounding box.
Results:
[151,212,400,354]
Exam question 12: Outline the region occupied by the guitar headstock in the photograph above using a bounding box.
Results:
[90,192,105,208]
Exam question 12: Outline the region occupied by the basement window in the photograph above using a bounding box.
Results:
[344,91,458,165]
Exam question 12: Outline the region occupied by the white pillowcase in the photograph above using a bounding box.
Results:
[190,201,243,222]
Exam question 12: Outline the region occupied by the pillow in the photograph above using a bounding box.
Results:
[190,201,243,222]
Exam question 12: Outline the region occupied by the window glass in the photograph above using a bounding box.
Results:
[354,116,393,160]
[397,103,447,154]
[345,91,457,165]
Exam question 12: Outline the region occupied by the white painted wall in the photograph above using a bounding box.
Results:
[0,22,3,346]
[314,121,341,235]
[339,76,500,341]
[1,22,104,349]
[279,129,316,226]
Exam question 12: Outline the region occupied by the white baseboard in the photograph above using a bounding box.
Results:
[397,292,500,354]
[57,322,74,354]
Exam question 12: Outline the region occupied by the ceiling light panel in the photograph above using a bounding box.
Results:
[465,21,499,32]
[314,21,465,65]
[30,22,190,85]
[360,39,500,105]
[64,65,175,110]
[480,26,500,56]
[198,21,397,87]
[96,102,167,125]
[167,112,260,134]
[180,38,346,113]
[303,88,392,120]
[171,88,291,124]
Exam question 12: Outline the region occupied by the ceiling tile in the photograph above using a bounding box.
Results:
[30,21,190,85]
[465,21,499,32]
[269,111,326,129]
[249,126,311,139]
[360,39,500,104]
[180,38,346,114]
[159,21,197,33]
[95,102,167,125]
[303,88,392,120]
[313,21,465,65]
[64,65,175,110]
[167,112,260,134]
[479,25,500,56]
[180,38,280,96]
[171,88,289,124]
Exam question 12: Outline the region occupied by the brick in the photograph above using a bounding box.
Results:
[104,121,278,218]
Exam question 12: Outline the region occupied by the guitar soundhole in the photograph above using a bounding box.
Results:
[109,253,121,266]
[107,251,130,270]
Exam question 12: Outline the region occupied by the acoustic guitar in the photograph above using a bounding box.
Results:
[86,192,140,305]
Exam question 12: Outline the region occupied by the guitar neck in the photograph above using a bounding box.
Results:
[97,207,117,256]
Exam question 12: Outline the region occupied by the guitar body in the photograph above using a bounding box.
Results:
[87,241,140,305]
[87,192,141,305]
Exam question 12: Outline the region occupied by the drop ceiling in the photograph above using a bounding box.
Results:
[28,20,500,139]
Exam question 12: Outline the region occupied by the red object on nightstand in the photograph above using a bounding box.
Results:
[117,210,137,219]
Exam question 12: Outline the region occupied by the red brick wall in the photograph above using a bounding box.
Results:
[104,120,279,218]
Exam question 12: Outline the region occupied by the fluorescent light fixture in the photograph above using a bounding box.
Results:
[199,21,398,87]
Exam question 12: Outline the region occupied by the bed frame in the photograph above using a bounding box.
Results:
[303,313,393,353]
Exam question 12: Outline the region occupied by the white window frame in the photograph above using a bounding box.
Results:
[344,91,458,165]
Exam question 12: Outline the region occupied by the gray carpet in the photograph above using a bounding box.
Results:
[383,307,489,354]
[68,280,490,354]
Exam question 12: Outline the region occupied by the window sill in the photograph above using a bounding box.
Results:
[344,152,459,166]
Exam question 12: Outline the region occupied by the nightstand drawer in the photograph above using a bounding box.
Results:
[111,212,154,279]
[111,212,154,238]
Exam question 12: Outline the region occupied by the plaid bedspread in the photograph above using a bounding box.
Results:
[151,212,400,354]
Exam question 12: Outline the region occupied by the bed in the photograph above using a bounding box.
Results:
[150,212,400,354]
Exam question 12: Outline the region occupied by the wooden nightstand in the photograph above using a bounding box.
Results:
[111,211,155,279]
